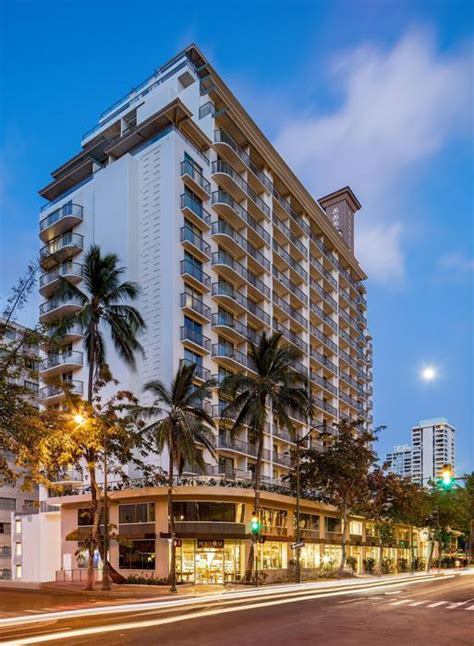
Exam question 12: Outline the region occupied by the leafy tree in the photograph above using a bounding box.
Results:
[298,420,379,576]
[132,362,216,591]
[219,331,309,583]
[46,245,145,590]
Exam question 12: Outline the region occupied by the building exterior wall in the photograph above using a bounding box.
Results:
[37,45,373,489]
[385,444,413,478]
[11,510,61,582]
[412,418,456,484]
[47,485,428,584]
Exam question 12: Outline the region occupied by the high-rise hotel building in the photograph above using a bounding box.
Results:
[38,45,373,485]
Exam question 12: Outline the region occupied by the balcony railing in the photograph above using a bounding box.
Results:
[180,259,211,290]
[212,251,270,298]
[211,312,259,344]
[179,358,211,381]
[180,226,211,257]
[40,350,83,372]
[309,301,338,333]
[180,292,211,320]
[211,160,270,219]
[273,318,308,353]
[211,282,270,326]
[310,370,337,396]
[40,380,84,401]
[273,293,307,328]
[310,325,338,353]
[40,232,84,264]
[212,343,254,370]
[273,451,292,467]
[39,262,83,291]
[214,128,273,193]
[39,203,83,239]
[212,191,270,244]
[180,326,211,352]
[272,239,308,282]
[180,193,211,227]
[211,220,270,271]
[217,435,270,461]
[272,213,307,256]
[39,297,82,319]
[180,159,211,196]
[272,266,307,305]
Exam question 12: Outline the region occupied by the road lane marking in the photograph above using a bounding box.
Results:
[427,601,448,608]
[390,599,412,606]
[337,598,365,604]
[409,601,429,606]
[446,602,467,609]
[466,605,474,610]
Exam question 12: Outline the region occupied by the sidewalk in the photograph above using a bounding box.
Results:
[1,567,470,600]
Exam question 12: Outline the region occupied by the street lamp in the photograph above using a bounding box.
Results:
[293,420,330,584]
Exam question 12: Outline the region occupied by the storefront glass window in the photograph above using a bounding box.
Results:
[119,539,155,569]
[119,503,155,524]
[259,508,288,536]
[173,502,244,523]
[256,541,287,570]
[300,543,320,568]
[175,539,243,584]
[295,513,319,538]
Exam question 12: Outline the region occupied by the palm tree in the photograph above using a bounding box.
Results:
[48,244,145,590]
[219,331,309,583]
[133,362,216,591]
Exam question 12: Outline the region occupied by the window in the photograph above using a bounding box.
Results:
[15,564,22,579]
[325,517,342,534]
[256,541,287,570]
[119,540,155,570]
[15,542,22,557]
[15,520,21,535]
[184,315,202,335]
[259,508,288,536]
[184,152,202,175]
[184,348,203,367]
[350,521,363,535]
[173,502,244,523]
[77,508,104,526]
[0,498,15,511]
[0,523,11,535]
[118,503,155,524]
[296,513,320,534]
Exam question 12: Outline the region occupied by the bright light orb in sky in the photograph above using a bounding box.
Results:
[420,366,438,382]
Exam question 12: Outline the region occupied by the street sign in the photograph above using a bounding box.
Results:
[291,541,305,549]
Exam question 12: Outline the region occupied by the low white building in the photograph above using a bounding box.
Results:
[11,507,61,582]
[412,418,456,485]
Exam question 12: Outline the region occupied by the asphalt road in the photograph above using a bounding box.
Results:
[1,575,473,645]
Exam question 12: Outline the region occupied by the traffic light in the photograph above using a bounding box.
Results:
[440,465,454,489]
[250,511,261,535]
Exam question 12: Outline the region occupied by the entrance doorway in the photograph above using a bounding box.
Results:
[195,548,224,584]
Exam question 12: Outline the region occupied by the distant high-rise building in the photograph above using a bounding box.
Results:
[411,418,456,485]
[385,444,412,478]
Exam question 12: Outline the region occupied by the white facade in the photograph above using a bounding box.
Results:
[385,444,413,478]
[11,509,61,582]
[37,45,373,488]
[411,418,456,485]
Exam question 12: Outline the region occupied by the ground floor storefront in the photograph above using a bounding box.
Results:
[49,485,432,583]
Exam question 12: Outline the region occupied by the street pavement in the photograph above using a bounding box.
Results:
[0,573,472,645]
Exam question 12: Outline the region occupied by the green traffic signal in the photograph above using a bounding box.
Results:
[439,465,454,489]
[250,511,261,535]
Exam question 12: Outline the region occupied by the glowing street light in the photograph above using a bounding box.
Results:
[73,413,86,425]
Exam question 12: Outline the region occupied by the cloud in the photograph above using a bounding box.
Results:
[439,252,474,274]
[273,29,472,284]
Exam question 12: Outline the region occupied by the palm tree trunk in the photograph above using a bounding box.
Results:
[338,505,348,577]
[168,449,177,592]
[244,431,264,584]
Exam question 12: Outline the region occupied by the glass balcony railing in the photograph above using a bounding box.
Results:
[180,292,211,319]
[211,190,270,244]
[180,193,211,226]
[179,358,211,381]
[39,262,83,289]
[212,251,270,298]
[211,160,270,219]
[211,220,270,271]
[40,232,83,262]
[180,326,211,352]
[39,202,83,234]
[180,159,211,195]
[40,350,83,372]
[180,259,211,289]
[180,226,211,257]
[40,380,84,400]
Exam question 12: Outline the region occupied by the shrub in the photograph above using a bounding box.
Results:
[381,558,394,574]
[346,556,357,573]
[363,557,376,574]
[125,575,170,585]
[397,558,409,573]
[412,557,425,572]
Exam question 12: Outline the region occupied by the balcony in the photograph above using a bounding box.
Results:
[309,347,337,376]
[39,297,82,323]
[214,128,272,195]
[180,258,211,292]
[272,213,307,258]
[40,379,84,404]
[180,159,211,200]
[179,358,211,382]
[180,292,211,323]
[273,293,307,330]
[53,467,84,486]
[40,232,84,270]
[40,350,83,378]
[212,343,253,372]
[180,193,211,231]
[310,325,338,354]
[211,312,259,345]
[217,435,271,461]
[211,282,271,326]
[309,301,337,334]
[211,191,270,246]
[273,451,292,468]
[180,326,211,353]
[211,160,270,221]
[272,266,307,307]
[310,370,337,396]
[211,220,270,272]
[39,202,83,242]
[42,323,83,347]
[180,226,210,261]
[39,262,83,297]
[273,318,308,353]
[212,251,270,299]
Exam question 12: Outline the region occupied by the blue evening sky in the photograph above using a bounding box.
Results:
[1,0,473,470]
